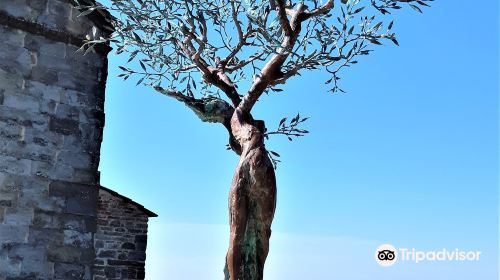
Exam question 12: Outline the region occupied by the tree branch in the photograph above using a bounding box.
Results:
[153,86,234,123]
[238,3,307,114]
[178,23,242,107]
[302,0,334,20]
[275,0,293,36]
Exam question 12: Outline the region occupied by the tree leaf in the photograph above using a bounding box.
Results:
[133,32,142,42]
[391,38,399,46]
[136,76,145,85]
[410,4,422,13]
[279,118,287,127]
[352,7,364,14]
[139,60,147,71]
[270,151,280,157]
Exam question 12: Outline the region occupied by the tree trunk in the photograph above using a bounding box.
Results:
[224,109,277,280]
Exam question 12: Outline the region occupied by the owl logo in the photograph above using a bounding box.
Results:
[377,249,396,261]
[375,244,398,267]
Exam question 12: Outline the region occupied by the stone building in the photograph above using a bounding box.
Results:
[94,186,157,280]
[0,1,156,279]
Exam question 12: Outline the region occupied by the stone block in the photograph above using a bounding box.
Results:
[56,151,92,169]
[0,43,32,76]
[117,252,127,260]
[53,263,85,280]
[58,215,84,232]
[0,155,31,176]
[104,267,116,278]
[65,8,95,40]
[55,104,81,121]
[19,182,65,212]
[30,160,74,181]
[24,80,62,103]
[29,65,59,85]
[32,210,58,229]
[3,93,40,112]
[65,45,104,67]
[0,255,21,278]
[0,123,23,141]
[37,0,72,30]
[0,26,26,48]
[0,0,40,21]
[48,117,80,136]
[6,245,46,271]
[63,229,92,249]
[80,108,105,127]
[0,172,22,193]
[94,240,104,249]
[57,71,99,94]
[96,250,115,258]
[128,251,146,262]
[79,247,95,264]
[4,207,34,225]
[24,34,66,59]
[20,260,54,279]
[121,242,136,250]
[48,181,98,215]
[27,227,63,245]
[60,89,89,108]
[1,141,56,163]
[134,235,147,244]
[24,126,63,149]
[39,99,58,116]
[0,69,25,94]
[0,141,56,163]
[27,0,48,12]
[0,105,47,130]
[0,225,28,243]
[72,169,97,185]
[47,245,81,263]
[108,220,120,227]
[35,54,70,75]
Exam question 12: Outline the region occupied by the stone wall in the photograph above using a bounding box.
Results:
[0,1,113,279]
[94,187,156,280]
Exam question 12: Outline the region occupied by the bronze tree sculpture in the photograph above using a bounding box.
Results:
[77,0,432,278]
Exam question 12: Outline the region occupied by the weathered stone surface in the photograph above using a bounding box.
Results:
[0,44,31,77]
[0,157,32,176]
[37,0,72,30]
[54,262,85,280]
[0,0,43,21]
[48,117,80,136]
[47,245,81,263]
[0,26,26,47]
[3,208,34,225]
[0,225,29,243]
[0,1,110,278]
[25,34,67,58]
[63,229,92,248]
[28,227,63,245]
[93,189,154,279]
[0,254,22,278]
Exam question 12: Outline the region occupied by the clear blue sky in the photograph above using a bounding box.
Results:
[97,1,499,279]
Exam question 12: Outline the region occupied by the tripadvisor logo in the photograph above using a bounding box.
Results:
[375,244,397,267]
[375,244,482,267]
